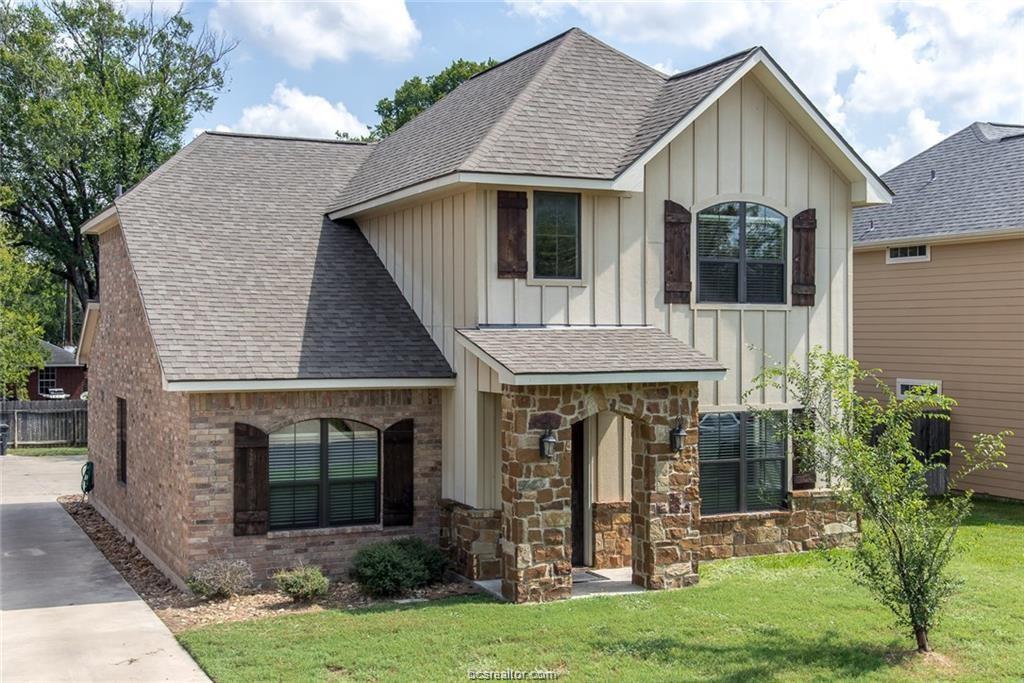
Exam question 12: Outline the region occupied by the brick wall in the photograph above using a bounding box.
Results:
[440,500,501,580]
[88,225,192,582]
[699,490,859,560]
[184,389,444,581]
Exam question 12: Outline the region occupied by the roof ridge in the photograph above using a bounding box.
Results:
[570,28,668,81]
[667,46,760,80]
[467,27,577,82]
[461,29,577,171]
[114,133,211,208]
[204,130,372,145]
[881,123,978,179]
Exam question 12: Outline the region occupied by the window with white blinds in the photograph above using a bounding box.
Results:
[269,419,380,530]
[699,411,787,515]
[697,202,786,304]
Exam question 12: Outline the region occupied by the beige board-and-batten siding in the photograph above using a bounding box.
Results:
[854,237,1024,500]
[360,73,857,509]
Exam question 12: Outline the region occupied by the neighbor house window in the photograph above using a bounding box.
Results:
[533,191,581,279]
[698,411,787,514]
[38,367,56,395]
[886,245,930,263]
[268,419,380,530]
[896,378,942,399]
[697,202,786,303]
[116,397,127,485]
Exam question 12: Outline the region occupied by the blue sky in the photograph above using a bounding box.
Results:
[179,1,1024,173]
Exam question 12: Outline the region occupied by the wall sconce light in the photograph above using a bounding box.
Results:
[670,423,685,452]
[540,429,557,458]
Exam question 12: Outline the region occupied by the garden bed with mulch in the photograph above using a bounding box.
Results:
[57,495,482,633]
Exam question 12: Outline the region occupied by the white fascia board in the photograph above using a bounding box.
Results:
[617,50,891,207]
[509,370,726,386]
[76,302,101,365]
[81,205,119,235]
[164,376,457,393]
[455,333,516,384]
[328,172,633,219]
[854,226,1024,251]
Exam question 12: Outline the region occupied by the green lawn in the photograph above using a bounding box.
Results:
[179,499,1023,682]
[6,445,87,456]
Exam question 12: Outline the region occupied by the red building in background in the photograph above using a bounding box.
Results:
[24,341,88,400]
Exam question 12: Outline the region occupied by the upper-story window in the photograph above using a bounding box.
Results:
[533,191,581,279]
[697,202,786,304]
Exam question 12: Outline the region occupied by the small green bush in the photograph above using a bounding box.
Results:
[273,565,329,602]
[187,560,254,599]
[351,537,448,597]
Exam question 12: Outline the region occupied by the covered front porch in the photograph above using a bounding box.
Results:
[455,326,727,603]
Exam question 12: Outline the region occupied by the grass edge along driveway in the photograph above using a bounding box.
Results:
[179,499,1023,682]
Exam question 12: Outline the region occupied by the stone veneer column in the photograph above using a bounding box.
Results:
[499,383,700,603]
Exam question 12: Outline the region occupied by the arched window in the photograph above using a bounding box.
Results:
[268,419,380,530]
[696,202,786,304]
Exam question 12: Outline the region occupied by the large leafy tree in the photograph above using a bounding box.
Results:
[370,57,496,138]
[1,221,47,399]
[751,349,1008,653]
[0,0,234,312]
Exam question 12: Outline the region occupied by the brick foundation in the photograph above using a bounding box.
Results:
[699,490,859,560]
[499,382,700,603]
[591,501,631,569]
[440,500,501,580]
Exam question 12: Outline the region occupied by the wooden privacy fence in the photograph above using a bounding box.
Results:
[0,400,88,447]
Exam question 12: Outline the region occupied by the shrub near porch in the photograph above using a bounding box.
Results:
[178,499,1023,682]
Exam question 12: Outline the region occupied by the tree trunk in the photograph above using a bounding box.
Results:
[914,627,930,653]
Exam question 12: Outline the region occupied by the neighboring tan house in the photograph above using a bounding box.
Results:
[24,341,87,400]
[76,28,890,602]
[853,122,1024,501]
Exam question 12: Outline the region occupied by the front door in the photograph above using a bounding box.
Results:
[571,420,586,566]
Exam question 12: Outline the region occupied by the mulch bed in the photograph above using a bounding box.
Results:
[58,495,482,634]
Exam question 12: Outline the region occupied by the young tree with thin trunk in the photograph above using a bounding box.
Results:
[751,348,1008,653]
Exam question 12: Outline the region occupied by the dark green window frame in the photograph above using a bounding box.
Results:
[268,419,380,531]
[696,201,786,303]
[533,191,581,279]
[698,411,788,515]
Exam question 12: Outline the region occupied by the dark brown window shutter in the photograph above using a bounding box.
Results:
[664,200,692,304]
[382,419,415,527]
[497,190,528,278]
[791,208,817,306]
[234,423,269,536]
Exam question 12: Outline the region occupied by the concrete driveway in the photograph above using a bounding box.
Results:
[0,455,208,682]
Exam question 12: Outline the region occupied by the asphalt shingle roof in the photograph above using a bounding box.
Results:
[327,29,755,213]
[853,122,1024,245]
[113,132,453,383]
[457,327,724,376]
[41,340,79,367]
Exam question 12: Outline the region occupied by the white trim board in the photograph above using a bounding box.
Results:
[164,376,457,393]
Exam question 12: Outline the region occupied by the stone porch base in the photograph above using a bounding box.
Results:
[699,489,860,560]
[440,500,501,580]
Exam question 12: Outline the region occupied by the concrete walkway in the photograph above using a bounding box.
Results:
[0,455,208,682]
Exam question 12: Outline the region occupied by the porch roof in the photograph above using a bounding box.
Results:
[456,326,726,386]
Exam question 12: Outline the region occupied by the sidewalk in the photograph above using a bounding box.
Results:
[0,455,209,682]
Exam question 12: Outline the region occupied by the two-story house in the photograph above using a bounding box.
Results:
[77,28,890,603]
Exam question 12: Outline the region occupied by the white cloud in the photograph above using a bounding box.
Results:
[650,59,678,76]
[508,0,1024,164]
[862,108,948,173]
[210,0,420,69]
[206,83,370,139]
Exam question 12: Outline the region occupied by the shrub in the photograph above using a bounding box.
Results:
[351,537,448,597]
[273,565,329,602]
[186,559,254,599]
[393,537,447,584]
